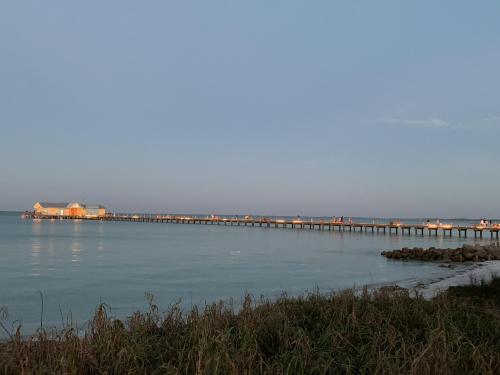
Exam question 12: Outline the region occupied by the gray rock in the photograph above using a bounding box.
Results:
[484,247,500,260]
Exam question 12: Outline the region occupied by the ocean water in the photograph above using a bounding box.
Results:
[0,212,491,335]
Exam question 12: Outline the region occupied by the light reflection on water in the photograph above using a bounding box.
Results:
[30,237,40,267]
[30,238,41,277]
[31,240,41,257]
[0,212,495,335]
[71,241,81,265]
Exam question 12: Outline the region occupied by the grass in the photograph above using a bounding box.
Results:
[447,274,500,307]
[1,281,500,374]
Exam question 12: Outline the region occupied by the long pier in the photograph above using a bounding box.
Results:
[28,214,500,239]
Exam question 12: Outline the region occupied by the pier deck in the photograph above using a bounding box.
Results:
[28,214,500,239]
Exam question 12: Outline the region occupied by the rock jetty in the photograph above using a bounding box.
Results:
[381,244,500,262]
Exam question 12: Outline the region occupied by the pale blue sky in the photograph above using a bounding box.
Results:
[1,1,499,217]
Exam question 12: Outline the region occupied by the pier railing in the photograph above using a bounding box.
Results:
[26,214,500,239]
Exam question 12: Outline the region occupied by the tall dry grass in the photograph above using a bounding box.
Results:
[1,281,499,374]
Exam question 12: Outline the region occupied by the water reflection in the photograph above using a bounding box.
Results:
[69,219,83,266]
[71,240,81,266]
[31,239,41,276]
[47,238,55,256]
[97,240,104,258]
[31,220,42,236]
[72,220,82,234]
[31,239,41,257]
[229,250,241,262]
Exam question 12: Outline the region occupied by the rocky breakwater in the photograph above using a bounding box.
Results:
[381,243,500,262]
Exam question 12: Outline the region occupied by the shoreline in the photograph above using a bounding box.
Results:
[2,273,499,373]
[413,260,500,299]
[378,243,500,298]
[2,261,493,338]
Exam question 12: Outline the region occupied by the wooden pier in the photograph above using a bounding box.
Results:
[28,214,500,239]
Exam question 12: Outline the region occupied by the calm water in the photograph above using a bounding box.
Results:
[0,212,489,335]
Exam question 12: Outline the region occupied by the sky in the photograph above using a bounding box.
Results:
[1,1,500,218]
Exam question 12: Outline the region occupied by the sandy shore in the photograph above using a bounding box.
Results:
[413,260,500,299]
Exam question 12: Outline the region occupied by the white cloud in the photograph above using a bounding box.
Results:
[377,117,450,128]
[377,115,500,131]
